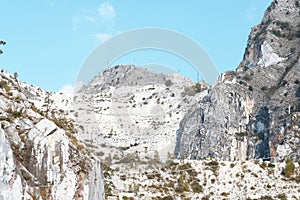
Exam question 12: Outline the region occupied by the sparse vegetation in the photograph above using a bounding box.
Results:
[6,108,24,118]
[66,131,84,151]
[182,82,207,97]
[39,187,48,200]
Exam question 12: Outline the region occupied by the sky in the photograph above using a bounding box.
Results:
[0,0,272,92]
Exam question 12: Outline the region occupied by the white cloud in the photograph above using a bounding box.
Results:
[84,16,96,22]
[59,84,74,95]
[59,82,84,95]
[245,6,257,22]
[43,0,55,7]
[98,2,116,19]
[72,3,115,31]
[93,33,112,43]
[72,16,80,31]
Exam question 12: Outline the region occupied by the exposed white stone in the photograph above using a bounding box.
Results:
[258,42,286,67]
[277,143,293,160]
[0,128,22,200]
[0,70,105,199]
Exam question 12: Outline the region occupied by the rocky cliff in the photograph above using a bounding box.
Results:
[0,70,105,199]
[175,0,300,162]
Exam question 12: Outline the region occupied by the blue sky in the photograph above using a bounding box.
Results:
[0,0,272,92]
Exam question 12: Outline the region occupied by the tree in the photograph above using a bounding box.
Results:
[0,40,6,55]
[14,72,18,80]
[43,93,54,118]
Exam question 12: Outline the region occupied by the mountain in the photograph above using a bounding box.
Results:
[73,64,208,160]
[1,0,300,199]
[0,70,105,199]
[175,0,300,162]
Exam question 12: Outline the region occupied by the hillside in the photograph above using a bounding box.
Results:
[0,70,105,200]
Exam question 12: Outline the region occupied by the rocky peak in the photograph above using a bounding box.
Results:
[82,65,192,94]
[239,0,300,70]
[176,0,300,163]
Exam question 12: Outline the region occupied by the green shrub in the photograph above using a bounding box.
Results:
[191,181,203,193]
[267,163,275,168]
[276,193,287,200]
[260,162,267,169]
[162,196,173,200]
[165,79,172,86]
[248,86,253,91]
[184,86,195,96]
[206,160,219,166]
[202,195,210,200]
[261,86,268,91]
[22,171,31,181]
[120,174,126,181]
[284,157,295,177]
[221,192,229,197]
[175,183,189,193]
[0,80,11,92]
[259,195,273,200]
[193,82,203,93]
[122,196,134,200]
[178,162,192,170]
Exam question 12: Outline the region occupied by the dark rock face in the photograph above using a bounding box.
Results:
[253,106,271,160]
[296,86,300,98]
[176,0,300,162]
